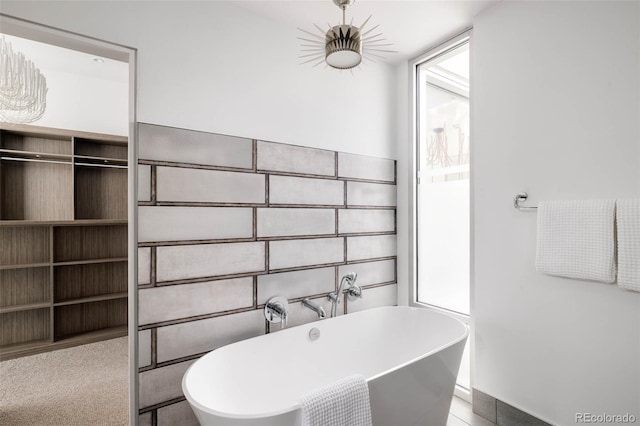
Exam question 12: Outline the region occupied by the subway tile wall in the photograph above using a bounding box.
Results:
[137,123,398,425]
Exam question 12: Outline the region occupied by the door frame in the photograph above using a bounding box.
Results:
[0,13,139,423]
[408,28,474,402]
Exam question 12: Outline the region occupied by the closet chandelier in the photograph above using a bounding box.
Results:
[0,36,48,124]
[298,0,394,70]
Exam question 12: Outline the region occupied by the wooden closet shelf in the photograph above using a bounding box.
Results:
[0,219,128,227]
[0,302,51,314]
[0,326,127,361]
[53,257,128,267]
[54,325,127,345]
[1,125,128,360]
[54,292,128,307]
[1,123,127,143]
[0,339,51,360]
[0,262,50,271]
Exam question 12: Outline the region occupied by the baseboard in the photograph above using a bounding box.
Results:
[472,388,553,426]
[454,385,471,403]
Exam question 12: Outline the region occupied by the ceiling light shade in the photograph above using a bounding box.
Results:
[325,25,362,69]
[298,0,395,70]
[0,36,48,124]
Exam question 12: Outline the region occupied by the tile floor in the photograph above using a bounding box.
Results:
[448,396,496,426]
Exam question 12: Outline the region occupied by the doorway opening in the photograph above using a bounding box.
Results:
[0,14,137,425]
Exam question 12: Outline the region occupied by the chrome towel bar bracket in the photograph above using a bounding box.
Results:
[514,192,538,211]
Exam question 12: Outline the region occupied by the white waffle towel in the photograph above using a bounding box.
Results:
[535,200,616,283]
[300,375,372,426]
[617,199,640,292]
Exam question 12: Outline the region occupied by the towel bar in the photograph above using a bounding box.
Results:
[514,192,538,211]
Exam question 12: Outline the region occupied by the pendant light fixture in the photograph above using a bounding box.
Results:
[0,36,48,124]
[298,0,395,70]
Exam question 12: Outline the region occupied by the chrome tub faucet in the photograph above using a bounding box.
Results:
[264,296,289,329]
[328,272,362,317]
[301,298,327,318]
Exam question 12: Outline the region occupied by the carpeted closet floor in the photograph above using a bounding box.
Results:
[0,337,129,426]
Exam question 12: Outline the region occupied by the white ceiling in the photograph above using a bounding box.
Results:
[234,0,499,63]
[1,0,497,83]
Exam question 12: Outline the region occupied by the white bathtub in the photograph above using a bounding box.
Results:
[183,306,468,426]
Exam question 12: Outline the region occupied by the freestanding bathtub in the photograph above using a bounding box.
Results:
[183,306,468,426]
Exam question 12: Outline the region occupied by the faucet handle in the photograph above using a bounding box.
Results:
[264,296,289,328]
[346,285,363,301]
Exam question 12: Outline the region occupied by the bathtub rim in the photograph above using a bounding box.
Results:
[182,305,469,421]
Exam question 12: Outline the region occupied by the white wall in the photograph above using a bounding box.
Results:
[395,61,410,307]
[0,1,396,159]
[473,2,640,425]
[32,69,128,136]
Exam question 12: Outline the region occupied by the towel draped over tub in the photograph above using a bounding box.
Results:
[300,374,372,426]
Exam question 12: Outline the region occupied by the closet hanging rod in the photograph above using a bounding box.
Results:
[0,156,70,166]
[75,162,128,170]
[514,192,538,211]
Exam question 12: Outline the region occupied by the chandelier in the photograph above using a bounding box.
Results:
[298,0,394,70]
[0,36,48,124]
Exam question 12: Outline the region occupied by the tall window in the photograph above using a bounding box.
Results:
[415,37,470,390]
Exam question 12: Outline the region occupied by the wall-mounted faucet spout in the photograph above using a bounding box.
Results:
[301,298,326,318]
[328,272,362,317]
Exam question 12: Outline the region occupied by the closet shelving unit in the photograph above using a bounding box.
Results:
[0,123,128,360]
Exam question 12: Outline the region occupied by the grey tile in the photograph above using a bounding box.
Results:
[473,388,497,424]
[346,284,397,313]
[138,164,151,202]
[451,396,472,409]
[139,277,254,325]
[447,414,469,426]
[138,329,152,368]
[338,153,395,182]
[269,175,344,206]
[452,396,497,426]
[338,209,395,234]
[139,123,253,169]
[472,418,497,426]
[156,242,265,282]
[257,141,335,176]
[269,238,344,270]
[139,412,152,426]
[470,416,497,426]
[156,309,264,362]
[156,166,265,204]
[157,400,200,426]
[497,401,550,426]
[138,247,151,285]
[269,296,339,332]
[139,359,196,409]
[339,259,395,286]
[451,397,474,423]
[257,208,335,238]
[347,181,396,207]
[139,206,253,242]
[257,267,335,304]
[347,235,397,261]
